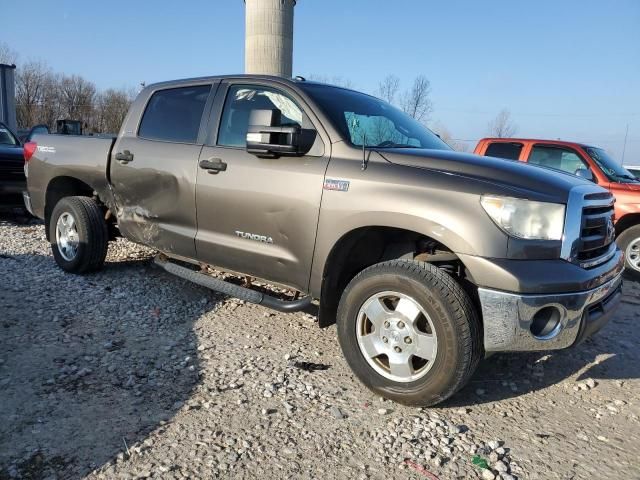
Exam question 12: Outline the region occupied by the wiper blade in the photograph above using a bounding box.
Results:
[617,174,639,181]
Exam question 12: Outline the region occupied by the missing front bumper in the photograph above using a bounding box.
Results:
[478,272,623,352]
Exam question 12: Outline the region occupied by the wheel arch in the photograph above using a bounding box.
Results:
[615,212,640,236]
[44,176,98,240]
[315,225,475,328]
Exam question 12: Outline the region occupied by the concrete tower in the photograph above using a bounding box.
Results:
[244,0,295,78]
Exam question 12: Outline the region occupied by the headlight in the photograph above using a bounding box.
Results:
[480,195,565,241]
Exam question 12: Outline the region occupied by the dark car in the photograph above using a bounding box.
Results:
[0,121,27,211]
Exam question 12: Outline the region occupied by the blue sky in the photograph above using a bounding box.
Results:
[2,0,639,162]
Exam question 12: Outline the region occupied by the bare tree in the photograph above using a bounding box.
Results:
[431,121,468,152]
[401,75,433,123]
[377,75,400,104]
[487,109,518,138]
[93,88,134,134]
[58,74,96,129]
[0,42,18,64]
[39,73,63,129]
[16,61,54,129]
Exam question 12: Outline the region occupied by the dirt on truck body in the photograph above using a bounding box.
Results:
[23,74,624,406]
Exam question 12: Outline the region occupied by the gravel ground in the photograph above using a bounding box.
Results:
[1,218,639,480]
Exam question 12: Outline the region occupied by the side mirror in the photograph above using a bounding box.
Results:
[575,168,595,182]
[246,109,312,158]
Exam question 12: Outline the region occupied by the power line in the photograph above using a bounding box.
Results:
[436,108,639,118]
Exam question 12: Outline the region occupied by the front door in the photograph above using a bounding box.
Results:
[110,83,214,258]
[195,82,329,291]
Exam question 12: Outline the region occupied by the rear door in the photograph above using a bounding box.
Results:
[194,81,330,291]
[110,82,217,258]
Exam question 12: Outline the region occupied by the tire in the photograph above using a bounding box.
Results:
[337,260,482,407]
[49,196,108,273]
[617,224,640,280]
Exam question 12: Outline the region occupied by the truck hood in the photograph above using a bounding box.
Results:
[378,148,593,203]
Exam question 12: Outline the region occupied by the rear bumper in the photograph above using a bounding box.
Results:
[22,191,34,215]
[478,271,623,352]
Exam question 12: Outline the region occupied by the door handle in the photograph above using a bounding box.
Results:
[115,150,134,164]
[199,158,227,174]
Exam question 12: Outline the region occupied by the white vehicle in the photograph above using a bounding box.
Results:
[625,165,640,178]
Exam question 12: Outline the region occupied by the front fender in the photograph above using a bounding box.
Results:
[308,157,509,296]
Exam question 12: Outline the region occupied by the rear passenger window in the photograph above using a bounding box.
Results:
[484,142,523,160]
[528,145,587,175]
[138,85,211,143]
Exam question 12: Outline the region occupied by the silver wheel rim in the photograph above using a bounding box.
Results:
[356,291,438,383]
[55,212,79,261]
[627,236,640,272]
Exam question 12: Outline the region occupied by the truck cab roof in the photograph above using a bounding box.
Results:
[477,137,598,151]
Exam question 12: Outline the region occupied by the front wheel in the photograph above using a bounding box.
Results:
[337,260,482,407]
[49,196,108,273]
[617,224,640,280]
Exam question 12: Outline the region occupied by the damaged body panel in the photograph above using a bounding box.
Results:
[109,139,203,258]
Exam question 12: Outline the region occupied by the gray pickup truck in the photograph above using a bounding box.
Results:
[23,75,624,406]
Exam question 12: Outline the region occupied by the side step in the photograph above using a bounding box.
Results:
[154,256,312,313]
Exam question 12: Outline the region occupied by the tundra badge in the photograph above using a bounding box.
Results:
[235,231,274,244]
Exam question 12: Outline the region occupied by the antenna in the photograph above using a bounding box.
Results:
[362,132,368,170]
[621,123,629,164]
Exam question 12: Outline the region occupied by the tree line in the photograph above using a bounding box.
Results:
[1,43,134,134]
[2,42,517,144]
[15,61,135,135]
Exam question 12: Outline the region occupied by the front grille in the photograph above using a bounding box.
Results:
[576,197,615,268]
[562,186,617,269]
[0,163,25,180]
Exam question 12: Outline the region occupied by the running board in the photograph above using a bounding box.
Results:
[154,256,312,313]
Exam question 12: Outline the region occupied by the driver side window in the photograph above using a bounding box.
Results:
[217,85,303,148]
[528,145,588,176]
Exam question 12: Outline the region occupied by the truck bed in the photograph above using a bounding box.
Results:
[26,134,117,219]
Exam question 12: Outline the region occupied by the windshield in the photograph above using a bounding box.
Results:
[301,84,450,150]
[0,124,19,146]
[585,147,639,183]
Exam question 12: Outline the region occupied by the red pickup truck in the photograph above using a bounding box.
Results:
[475,138,640,278]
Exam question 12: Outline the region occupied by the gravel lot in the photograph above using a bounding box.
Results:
[1,218,639,480]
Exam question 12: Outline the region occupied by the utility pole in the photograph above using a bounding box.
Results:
[621,123,629,164]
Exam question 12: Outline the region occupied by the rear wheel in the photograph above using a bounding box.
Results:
[49,196,108,273]
[617,224,640,280]
[337,260,482,407]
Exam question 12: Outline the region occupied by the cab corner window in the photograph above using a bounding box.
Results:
[528,145,586,176]
[218,85,303,148]
[484,142,522,161]
[138,85,211,143]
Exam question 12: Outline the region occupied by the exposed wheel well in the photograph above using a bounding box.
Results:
[44,177,97,240]
[318,226,476,328]
[615,213,640,236]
